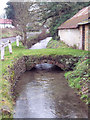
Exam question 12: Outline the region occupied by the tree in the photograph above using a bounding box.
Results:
[5,1,90,42]
[39,2,90,39]
[9,2,42,46]
[5,2,15,20]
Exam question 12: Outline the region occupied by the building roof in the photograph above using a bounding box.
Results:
[58,6,90,29]
[78,19,90,25]
[0,19,12,24]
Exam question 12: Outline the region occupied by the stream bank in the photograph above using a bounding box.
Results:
[47,39,90,105]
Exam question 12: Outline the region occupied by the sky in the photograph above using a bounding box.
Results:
[0,0,88,16]
[0,0,9,16]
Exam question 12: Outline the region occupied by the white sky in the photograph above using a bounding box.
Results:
[0,0,9,16]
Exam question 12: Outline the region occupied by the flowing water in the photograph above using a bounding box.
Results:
[13,37,88,118]
[13,66,88,118]
[30,37,52,49]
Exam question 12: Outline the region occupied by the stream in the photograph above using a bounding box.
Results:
[13,37,88,118]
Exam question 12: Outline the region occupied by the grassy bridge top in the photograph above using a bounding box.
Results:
[0,42,88,74]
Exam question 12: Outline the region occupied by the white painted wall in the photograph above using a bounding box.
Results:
[0,23,14,28]
[58,28,82,49]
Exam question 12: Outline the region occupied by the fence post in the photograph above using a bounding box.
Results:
[1,43,4,61]
[16,35,20,46]
[8,40,12,54]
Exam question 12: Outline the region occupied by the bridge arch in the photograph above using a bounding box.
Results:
[25,55,79,71]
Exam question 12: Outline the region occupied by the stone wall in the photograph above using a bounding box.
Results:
[58,28,82,49]
[58,25,90,51]
[8,56,26,92]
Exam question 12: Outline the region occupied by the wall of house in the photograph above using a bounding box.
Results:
[58,28,82,49]
[0,23,14,28]
[85,24,90,51]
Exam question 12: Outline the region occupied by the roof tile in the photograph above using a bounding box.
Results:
[58,6,90,29]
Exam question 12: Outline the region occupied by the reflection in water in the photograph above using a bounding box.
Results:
[35,63,54,70]
[13,64,88,118]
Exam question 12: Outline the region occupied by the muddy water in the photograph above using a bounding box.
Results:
[13,66,88,118]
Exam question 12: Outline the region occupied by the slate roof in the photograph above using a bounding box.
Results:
[58,6,90,29]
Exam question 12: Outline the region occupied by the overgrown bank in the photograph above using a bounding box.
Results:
[0,42,89,119]
[47,39,90,104]
[65,55,90,104]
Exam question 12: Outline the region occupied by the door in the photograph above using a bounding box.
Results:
[82,25,85,50]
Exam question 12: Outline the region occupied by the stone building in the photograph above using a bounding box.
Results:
[58,6,90,51]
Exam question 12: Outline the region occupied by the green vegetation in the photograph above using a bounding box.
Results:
[47,39,89,104]
[53,2,90,39]
[65,56,90,104]
[47,39,69,48]
[0,42,89,118]
[42,2,90,38]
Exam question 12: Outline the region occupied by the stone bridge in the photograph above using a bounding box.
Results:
[8,55,80,94]
[25,55,80,71]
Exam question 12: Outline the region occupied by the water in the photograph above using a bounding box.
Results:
[30,37,52,49]
[13,67,88,118]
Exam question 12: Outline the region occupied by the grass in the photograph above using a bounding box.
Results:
[47,39,69,48]
[65,56,90,104]
[0,41,89,118]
